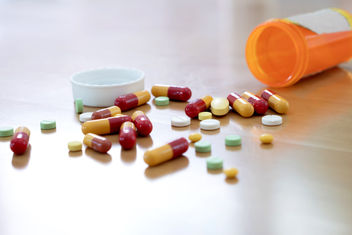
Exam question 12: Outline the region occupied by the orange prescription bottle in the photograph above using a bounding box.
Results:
[246,8,352,87]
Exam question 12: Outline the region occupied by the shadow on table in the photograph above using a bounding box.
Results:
[121,147,137,163]
[144,156,189,180]
[12,145,31,169]
[85,148,112,164]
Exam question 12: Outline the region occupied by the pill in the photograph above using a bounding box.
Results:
[210,97,229,116]
[0,126,14,137]
[225,135,241,146]
[223,168,238,178]
[206,157,223,170]
[79,112,93,123]
[260,89,289,114]
[188,133,202,142]
[10,127,30,155]
[242,91,268,115]
[40,120,56,130]
[144,137,189,166]
[171,116,191,127]
[81,115,132,135]
[131,110,153,136]
[195,140,211,152]
[75,98,83,114]
[227,92,254,117]
[83,133,112,153]
[114,90,151,111]
[200,119,220,130]
[91,106,121,120]
[151,84,192,101]
[68,141,82,152]
[185,95,213,118]
[262,115,282,126]
[119,121,137,150]
[260,133,273,144]
[154,96,169,106]
[198,112,212,120]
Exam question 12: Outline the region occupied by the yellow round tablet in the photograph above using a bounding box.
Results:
[68,141,82,151]
[198,112,212,121]
[223,168,238,178]
[188,133,202,142]
[259,134,273,144]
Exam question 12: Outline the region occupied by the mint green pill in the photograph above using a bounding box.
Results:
[75,98,83,114]
[207,157,223,170]
[155,96,169,106]
[195,140,211,153]
[225,135,241,146]
[40,120,56,130]
[0,126,14,137]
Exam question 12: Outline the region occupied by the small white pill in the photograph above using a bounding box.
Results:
[79,112,93,123]
[171,116,191,127]
[200,119,220,130]
[262,115,282,126]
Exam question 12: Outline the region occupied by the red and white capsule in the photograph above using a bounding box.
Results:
[242,91,268,115]
[119,122,137,150]
[83,133,112,153]
[91,106,121,120]
[131,111,153,136]
[151,84,192,101]
[10,127,30,155]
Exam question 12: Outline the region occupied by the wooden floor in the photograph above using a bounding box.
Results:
[0,1,351,235]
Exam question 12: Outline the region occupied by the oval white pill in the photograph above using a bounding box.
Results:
[200,119,220,130]
[79,112,93,123]
[171,116,191,127]
[262,115,282,126]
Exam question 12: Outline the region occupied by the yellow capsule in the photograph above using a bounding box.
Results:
[210,97,229,116]
[188,133,202,142]
[223,168,238,178]
[260,133,274,144]
[91,106,121,120]
[260,89,289,114]
[227,92,254,117]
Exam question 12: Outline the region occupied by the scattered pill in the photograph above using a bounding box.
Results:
[155,96,170,106]
[144,137,189,166]
[188,133,202,142]
[198,112,212,120]
[131,110,153,136]
[200,119,220,130]
[185,95,213,118]
[260,133,274,144]
[210,97,229,116]
[68,141,82,152]
[79,112,93,123]
[83,133,112,153]
[223,168,238,178]
[91,106,121,120]
[10,127,30,155]
[171,116,191,127]
[151,84,192,101]
[261,89,289,114]
[40,120,56,130]
[206,157,223,170]
[227,92,254,117]
[0,126,14,137]
[262,115,282,126]
[114,90,151,111]
[75,98,83,114]
[225,135,241,146]
[81,115,132,135]
[119,121,137,150]
[195,140,211,152]
[242,91,268,115]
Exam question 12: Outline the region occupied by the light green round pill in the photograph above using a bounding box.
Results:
[75,98,83,114]
[40,120,56,130]
[207,157,223,170]
[155,96,169,106]
[0,126,14,137]
[195,140,211,153]
[225,135,241,146]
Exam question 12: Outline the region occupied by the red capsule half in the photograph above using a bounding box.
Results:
[131,110,153,136]
[242,91,268,115]
[10,127,30,155]
[185,95,213,118]
[119,122,137,150]
[83,133,112,153]
[114,90,151,111]
[151,85,192,101]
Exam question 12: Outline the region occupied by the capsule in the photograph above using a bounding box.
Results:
[144,137,189,166]
[131,111,153,136]
[119,122,137,150]
[260,89,289,114]
[91,106,121,120]
[83,133,112,153]
[151,84,192,101]
[227,92,254,117]
[242,91,268,115]
[10,127,30,155]
[114,90,151,111]
[185,95,213,118]
[82,115,132,135]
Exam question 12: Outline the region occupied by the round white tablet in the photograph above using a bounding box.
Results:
[200,119,220,130]
[79,112,93,123]
[171,116,191,127]
[262,115,282,126]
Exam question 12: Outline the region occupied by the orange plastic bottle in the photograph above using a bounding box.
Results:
[246,8,352,87]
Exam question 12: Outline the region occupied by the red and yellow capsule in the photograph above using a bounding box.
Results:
[83,133,112,153]
[119,122,137,150]
[91,106,121,120]
[114,90,151,111]
[227,92,254,117]
[144,137,189,166]
[131,111,153,136]
[10,127,30,155]
[151,84,192,101]
[82,115,132,135]
[260,89,289,114]
[185,95,213,118]
[242,91,268,115]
